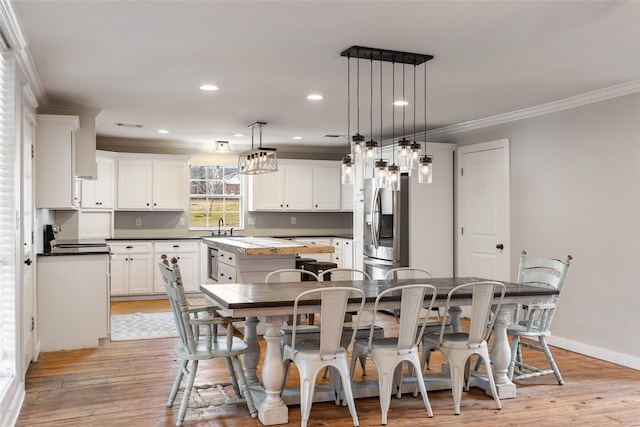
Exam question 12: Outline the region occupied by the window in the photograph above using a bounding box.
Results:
[0,51,16,393]
[189,165,242,229]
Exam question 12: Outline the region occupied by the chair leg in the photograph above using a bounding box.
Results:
[297,365,320,427]
[539,336,564,385]
[168,360,188,408]
[377,362,397,425]
[176,360,198,427]
[507,335,520,381]
[334,362,360,427]
[232,355,258,418]
[478,350,502,411]
[409,356,433,419]
[225,356,241,396]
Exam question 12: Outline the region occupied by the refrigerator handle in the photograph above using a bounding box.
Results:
[371,187,381,249]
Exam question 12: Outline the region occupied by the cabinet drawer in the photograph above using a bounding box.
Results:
[154,241,199,253]
[218,249,237,267]
[333,239,343,250]
[108,242,153,254]
[218,262,236,283]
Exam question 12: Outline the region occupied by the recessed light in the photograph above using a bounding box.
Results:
[199,84,219,91]
[232,133,244,137]
[115,122,143,128]
[393,100,409,106]
[292,136,303,140]
[306,94,323,100]
[157,129,169,134]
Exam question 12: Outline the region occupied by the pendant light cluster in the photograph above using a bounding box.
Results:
[340,46,434,190]
[238,121,278,175]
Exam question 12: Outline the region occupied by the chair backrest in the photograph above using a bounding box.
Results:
[158,255,197,353]
[385,267,432,281]
[319,268,371,282]
[370,284,437,354]
[290,286,366,358]
[265,268,320,283]
[514,251,573,329]
[440,281,506,346]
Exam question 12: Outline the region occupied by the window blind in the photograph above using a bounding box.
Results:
[0,50,16,383]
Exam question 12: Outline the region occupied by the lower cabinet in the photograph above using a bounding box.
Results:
[109,242,154,296]
[217,248,294,284]
[109,239,200,298]
[153,241,200,293]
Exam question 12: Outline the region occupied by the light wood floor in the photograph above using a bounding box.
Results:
[17,301,640,426]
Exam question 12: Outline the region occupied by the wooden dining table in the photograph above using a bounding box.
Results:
[200,277,559,426]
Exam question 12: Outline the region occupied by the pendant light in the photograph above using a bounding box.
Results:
[341,54,354,185]
[238,121,277,175]
[374,59,387,189]
[409,63,421,171]
[352,51,364,162]
[418,60,433,184]
[365,58,378,168]
[387,61,401,191]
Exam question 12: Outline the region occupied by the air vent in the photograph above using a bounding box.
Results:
[115,123,143,128]
[324,134,346,138]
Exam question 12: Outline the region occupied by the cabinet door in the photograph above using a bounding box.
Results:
[109,255,128,295]
[250,168,283,210]
[342,239,354,269]
[313,165,341,211]
[81,157,114,208]
[153,160,187,210]
[283,165,313,210]
[117,159,152,209]
[128,253,154,294]
[341,181,354,211]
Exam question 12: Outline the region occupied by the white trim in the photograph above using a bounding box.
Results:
[426,80,640,139]
[547,336,640,371]
[0,383,23,427]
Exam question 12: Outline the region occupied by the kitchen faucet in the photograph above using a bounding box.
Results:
[218,218,224,235]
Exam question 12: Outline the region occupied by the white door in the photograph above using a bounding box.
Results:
[22,114,36,369]
[457,139,510,281]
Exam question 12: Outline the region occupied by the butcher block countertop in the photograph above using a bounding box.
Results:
[203,236,335,255]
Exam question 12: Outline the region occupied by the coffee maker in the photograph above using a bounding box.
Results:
[44,224,61,253]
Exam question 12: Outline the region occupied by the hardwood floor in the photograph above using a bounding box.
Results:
[17,302,640,426]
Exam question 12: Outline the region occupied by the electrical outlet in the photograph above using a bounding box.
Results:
[291,216,296,225]
[248,216,255,225]
[179,217,185,226]
[135,218,142,227]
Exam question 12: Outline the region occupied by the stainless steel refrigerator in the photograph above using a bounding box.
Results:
[363,174,409,280]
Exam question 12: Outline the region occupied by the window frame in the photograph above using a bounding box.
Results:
[188,164,243,231]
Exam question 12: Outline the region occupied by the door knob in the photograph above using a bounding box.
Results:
[25,258,32,265]
[496,244,504,250]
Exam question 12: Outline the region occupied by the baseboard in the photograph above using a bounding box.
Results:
[0,383,24,427]
[547,336,640,370]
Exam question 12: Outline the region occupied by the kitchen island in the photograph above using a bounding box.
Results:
[203,236,335,284]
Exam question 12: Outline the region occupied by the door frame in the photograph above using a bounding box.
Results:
[456,138,511,280]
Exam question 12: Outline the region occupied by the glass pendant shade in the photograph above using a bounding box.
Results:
[396,138,411,171]
[418,155,433,184]
[387,164,401,191]
[341,155,354,185]
[352,133,365,162]
[410,142,421,168]
[374,159,388,188]
[365,140,378,167]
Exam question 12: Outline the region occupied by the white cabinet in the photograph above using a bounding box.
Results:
[81,154,114,208]
[35,114,80,209]
[153,241,200,293]
[116,156,187,210]
[313,164,341,211]
[216,247,293,283]
[249,160,347,212]
[109,242,154,296]
[331,238,353,269]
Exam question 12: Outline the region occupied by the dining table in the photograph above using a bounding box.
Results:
[200,277,559,426]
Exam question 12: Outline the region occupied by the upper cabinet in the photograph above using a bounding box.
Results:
[35,114,80,209]
[249,159,351,212]
[81,153,114,209]
[116,155,188,211]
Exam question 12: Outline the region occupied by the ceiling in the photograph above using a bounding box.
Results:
[11,1,640,153]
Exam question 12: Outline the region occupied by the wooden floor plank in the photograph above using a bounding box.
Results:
[16,302,640,426]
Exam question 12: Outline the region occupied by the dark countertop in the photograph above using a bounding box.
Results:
[38,247,111,256]
[107,236,205,241]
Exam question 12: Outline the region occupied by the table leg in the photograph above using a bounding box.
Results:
[489,303,517,398]
[242,316,261,385]
[254,315,288,425]
[448,306,463,332]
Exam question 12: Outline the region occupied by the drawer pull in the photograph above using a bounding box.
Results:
[173,245,180,248]
[126,245,133,249]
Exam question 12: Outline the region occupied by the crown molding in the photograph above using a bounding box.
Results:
[0,0,48,108]
[425,80,640,139]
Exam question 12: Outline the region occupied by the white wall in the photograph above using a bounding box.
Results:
[432,93,640,368]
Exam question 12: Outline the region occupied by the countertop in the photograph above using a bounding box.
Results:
[38,246,111,256]
[203,236,335,255]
